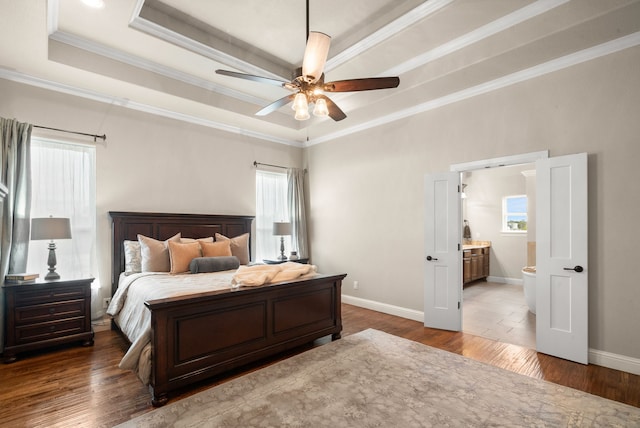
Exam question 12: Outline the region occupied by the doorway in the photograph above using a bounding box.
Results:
[424,151,589,364]
[460,163,536,349]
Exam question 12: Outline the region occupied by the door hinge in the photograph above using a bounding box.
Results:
[458,301,461,309]
[458,243,460,251]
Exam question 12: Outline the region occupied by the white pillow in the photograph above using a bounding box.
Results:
[123,240,142,275]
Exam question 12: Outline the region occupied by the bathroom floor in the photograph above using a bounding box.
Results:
[463,280,536,350]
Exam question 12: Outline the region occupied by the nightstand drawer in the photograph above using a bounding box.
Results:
[14,299,86,325]
[12,286,86,306]
[14,317,86,344]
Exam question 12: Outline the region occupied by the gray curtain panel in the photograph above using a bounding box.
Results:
[287,168,308,259]
[0,117,33,353]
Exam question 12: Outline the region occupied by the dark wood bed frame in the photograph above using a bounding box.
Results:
[110,211,345,406]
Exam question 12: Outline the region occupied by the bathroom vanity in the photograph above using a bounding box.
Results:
[463,242,490,284]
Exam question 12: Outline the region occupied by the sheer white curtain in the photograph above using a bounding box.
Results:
[255,169,290,261]
[26,139,101,317]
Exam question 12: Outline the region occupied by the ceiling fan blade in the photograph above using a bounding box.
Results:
[215,69,287,87]
[324,77,400,92]
[256,94,296,116]
[317,94,346,121]
[301,32,331,84]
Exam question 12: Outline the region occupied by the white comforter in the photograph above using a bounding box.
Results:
[107,271,236,384]
[107,263,318,384]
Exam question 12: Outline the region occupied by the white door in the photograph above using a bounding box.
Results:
[424,172,461,331]
[536,153,588,364]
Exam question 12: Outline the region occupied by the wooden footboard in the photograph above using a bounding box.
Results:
[145,273,345,406]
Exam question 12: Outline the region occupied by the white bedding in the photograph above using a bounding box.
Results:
[107,263,318,384]
[107,271,236,384]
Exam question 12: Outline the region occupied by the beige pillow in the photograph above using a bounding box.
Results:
[200,240,232,257]
[215,233,250,265]
[180,237,214,243]
[139,233,181,272]
[168,240,202,274]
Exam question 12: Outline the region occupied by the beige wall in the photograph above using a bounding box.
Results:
[306,46,640,360]
[0,80,304,310]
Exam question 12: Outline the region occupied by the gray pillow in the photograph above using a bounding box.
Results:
[189,256,240,274]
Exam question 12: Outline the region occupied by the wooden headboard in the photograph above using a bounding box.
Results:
[109,211,254,296]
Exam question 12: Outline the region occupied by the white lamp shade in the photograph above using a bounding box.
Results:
[313,98,329,117]
[302,32,331,84]
[31,217,72,240]
[273,222,292,236]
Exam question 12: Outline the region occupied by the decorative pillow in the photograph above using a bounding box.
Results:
[168,240,202,274]
[123,240,142,275]
[215,233,250,265]
[180,237,214,243]
[189,256,240,274]
[138,233,181,272]
[200,240,232,258]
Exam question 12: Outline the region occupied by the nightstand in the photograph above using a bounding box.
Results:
[3,277,94,363]
[263,258,309,265]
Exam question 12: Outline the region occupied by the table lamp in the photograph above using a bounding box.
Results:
[273,222,291,261]
[31,217,72,280]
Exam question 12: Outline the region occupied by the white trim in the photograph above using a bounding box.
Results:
[342,294,423,322]
[486,276,523,286]
[385,0,569,76]
[589,348,640,376]
[344,293,640,375]
[450,151,548,172]
[307,32,640,147]
[0,68,300,147]
[326,0,454,72]
[48,30,267,107]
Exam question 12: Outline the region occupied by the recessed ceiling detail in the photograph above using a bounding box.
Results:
[1,0,638,146]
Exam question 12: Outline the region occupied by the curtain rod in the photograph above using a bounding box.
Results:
[33,125,106,142]
[254,161,286,170]
[253,161,307,173]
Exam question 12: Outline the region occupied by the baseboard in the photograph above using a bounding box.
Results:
[343,293,640,376]
[589,348,640,376]
[342,294,423,322]
[487,275,523,286]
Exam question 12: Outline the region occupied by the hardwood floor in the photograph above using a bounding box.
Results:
[1,303,638,427]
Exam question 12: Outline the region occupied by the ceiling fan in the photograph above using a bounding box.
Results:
[215,1,400,122]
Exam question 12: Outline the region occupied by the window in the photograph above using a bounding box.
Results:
[26,138,99,296]
[502,195,527,232]
[255,170,290,261]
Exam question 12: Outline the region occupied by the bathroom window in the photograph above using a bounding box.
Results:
[502,195,527,232]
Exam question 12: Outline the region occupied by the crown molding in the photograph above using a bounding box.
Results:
[306,32,640,147]
[0,67,300,147]
[385,0,569,77]
[325,0,454,73]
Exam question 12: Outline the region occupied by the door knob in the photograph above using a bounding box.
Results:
[563,265,584,273]
[426,256,438,261]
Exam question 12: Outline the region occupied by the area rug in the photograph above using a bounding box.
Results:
[117,329,640,427]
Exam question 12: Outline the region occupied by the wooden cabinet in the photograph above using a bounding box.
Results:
[3,278,94,362]
[463,246,490,284]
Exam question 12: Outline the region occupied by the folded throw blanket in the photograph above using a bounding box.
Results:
[232,262,318,287]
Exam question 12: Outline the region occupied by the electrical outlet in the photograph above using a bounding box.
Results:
[102,297,111,309]
[353,281,359,290]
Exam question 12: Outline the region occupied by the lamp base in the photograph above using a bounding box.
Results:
[45,241,60,281]
[45,271,60,281]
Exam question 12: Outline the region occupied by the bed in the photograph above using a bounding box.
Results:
[109,211,346,406]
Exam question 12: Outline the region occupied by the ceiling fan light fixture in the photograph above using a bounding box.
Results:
[313,98,329,117]
[292,92,308,111]
[294,105,310,121]
[302,32,331,84]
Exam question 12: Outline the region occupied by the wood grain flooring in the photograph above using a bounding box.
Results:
[0,303,638,427]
